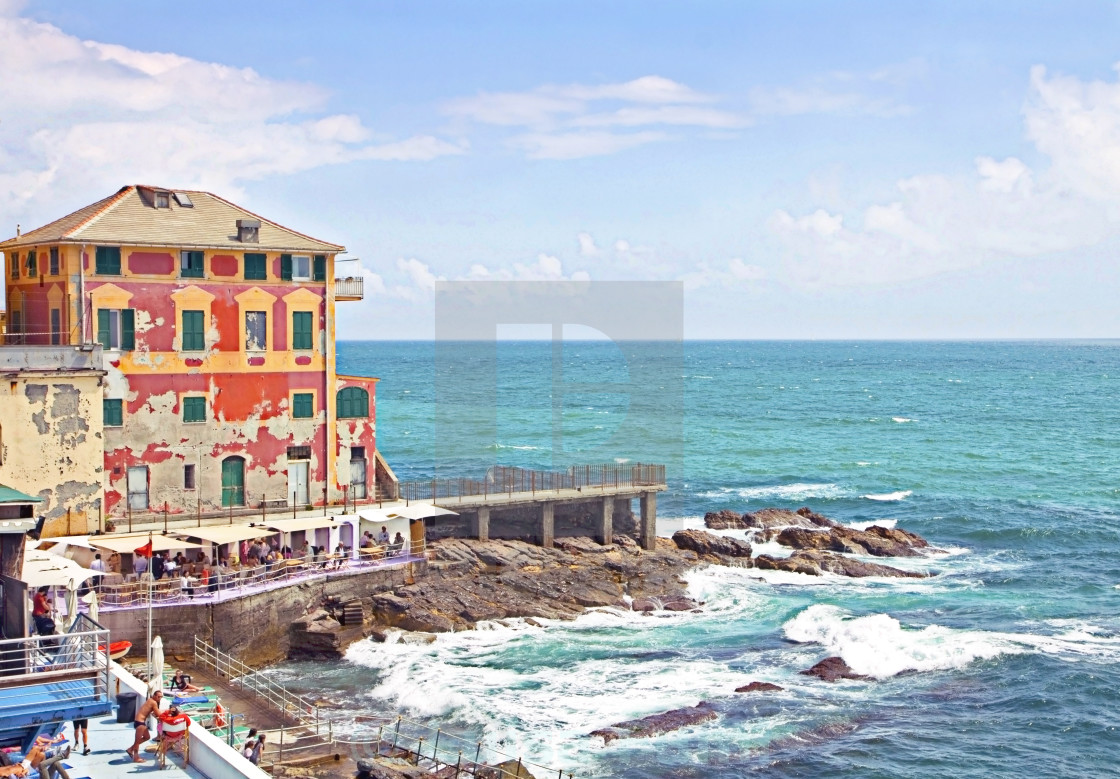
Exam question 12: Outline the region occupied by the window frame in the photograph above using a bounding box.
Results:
[245,310,268,351]
[292,311,313,350]
[244,253,267,281]
[95,246,121,275]
[181,309,206,351]
[182,396,207,423]
[26,251,36,277]
[180,250,205,279]
[184,464,197,490]
[96,308,135,351]
[291,255,311,281]
[8,252,17,279]
[49,247,59,276]
[292,392,314,419]
[337,386,370,419]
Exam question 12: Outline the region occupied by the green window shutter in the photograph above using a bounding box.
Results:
[181,251,205,278]
[95,246,121,275]
[245,253,267,281]
[183,396,206,423]
[337,387,369,418]
[27,251,36,277]
[293,393,313,419]
[8,252,17,279]
[104,399,123,427]
[182,310,205,351]
[96,310,111,349]
[50,247,59,276]
[121,308,135,350]
[313,255,326,282]
[280,254,292,281]
[292,311,312,350]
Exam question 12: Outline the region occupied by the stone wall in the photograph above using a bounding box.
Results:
[100,561,425,667]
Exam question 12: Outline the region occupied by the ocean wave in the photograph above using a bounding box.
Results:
[487,443,541,451]
[861,490,912,502]
[891,417,914,423]
[783,604,1019,679]
[847,518,898,530]
[697,483,848,502]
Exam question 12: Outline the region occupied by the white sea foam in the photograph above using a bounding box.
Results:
[783,605,1020,679]
[489,443,541,451]
[891,417,914,423]
[847,518,898,530]
[861,490,912,502]
[697,482,847,502]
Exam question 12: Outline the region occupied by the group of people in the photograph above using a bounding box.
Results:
[359,526,408,557]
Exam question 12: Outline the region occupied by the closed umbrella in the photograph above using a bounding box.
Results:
[65,582,79,631]
[149,636,164,695]
[81,590,99,623]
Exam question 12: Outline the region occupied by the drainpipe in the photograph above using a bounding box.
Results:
[79,243,88,344]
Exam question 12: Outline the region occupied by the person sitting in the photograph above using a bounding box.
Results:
[389,532,406,557]
[26,733,69,779]
[180,573,195,599]
[376,526,390,546]
[169,669,202,693]
[32,587,55,636]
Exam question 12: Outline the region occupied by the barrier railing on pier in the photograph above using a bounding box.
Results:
[0,614,111,718]
[400,462,665,504]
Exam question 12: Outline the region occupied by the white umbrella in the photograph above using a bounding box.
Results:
[65,583,79,631]
[81,590,99,623]
[149,636,164,695]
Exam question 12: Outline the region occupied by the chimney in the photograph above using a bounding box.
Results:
[236,219,260,243]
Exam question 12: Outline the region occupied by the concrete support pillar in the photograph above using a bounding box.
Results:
[639,491,657,551]
[598,497,614,545]
[473,507,490,542]
[540,502,555,548]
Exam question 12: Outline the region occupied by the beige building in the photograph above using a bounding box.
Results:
[0,345,106,536]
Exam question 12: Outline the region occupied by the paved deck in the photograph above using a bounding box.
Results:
[56,711,206,779]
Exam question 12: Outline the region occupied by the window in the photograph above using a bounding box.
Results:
[96,309,135,350]
[180,251,205,278]
[181,310,205,351]
[281,254,311,281]
[313,255,326,282]
[8,252,17,279]
[182,396,206,423]
[292,392,313,419]
[155,191,170,208]
[292,311,313,350]
[287,445,311,460]
[184,464,196,489]
[50,309,60,345]
[244,253,267,281]
[104,399,123,427]
[337,387,369,418]
[173,192,193,208]
[95,246,121,275]
[245,311,267,351]
[49,247,59,276]
[26,251,36,277]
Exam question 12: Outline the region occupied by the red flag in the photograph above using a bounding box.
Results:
[134,541,153,558]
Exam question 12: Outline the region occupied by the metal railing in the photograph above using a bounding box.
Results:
[193,637,321,730]
[399,463,666,504]
[97,543,425,610]
[335,715,576,778]
[0,615,111,718]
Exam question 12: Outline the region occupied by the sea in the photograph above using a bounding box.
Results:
[270,340,1120,778]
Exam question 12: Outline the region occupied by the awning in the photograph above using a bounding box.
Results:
[90,534,204,554]
[261,517,344,534]
[0,518,37,535]
[35,535,97,550]
[356,507,404,524]
[173,525,277,545]
[0,485,41,504]
[23,550,104,589]
[394,503,459,520]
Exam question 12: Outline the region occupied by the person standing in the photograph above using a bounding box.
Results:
[249,733,266,765]
[151,552,165,581]
[31,587,54,636]
[126,690,162,763]
[72,718,89,755]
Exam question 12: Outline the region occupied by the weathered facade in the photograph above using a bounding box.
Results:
[1,185,389,522]
[0,346,106,535]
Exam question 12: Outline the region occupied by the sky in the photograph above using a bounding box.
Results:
[3,0,1120,339]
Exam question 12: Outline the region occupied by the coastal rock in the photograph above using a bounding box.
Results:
[752,551,925,578]
[735,681,783,693]
[671,529,753,565]
[589,702,718,744]
[775,524,927,557]
[799,656,869,682]
[703,510,749,529]
[744,508,828,530]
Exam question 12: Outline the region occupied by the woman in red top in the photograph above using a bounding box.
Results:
[32,588,54,636]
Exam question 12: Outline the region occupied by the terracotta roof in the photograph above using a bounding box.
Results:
[0,185,344,253]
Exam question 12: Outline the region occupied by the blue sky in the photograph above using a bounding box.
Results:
[4,0,1120,338]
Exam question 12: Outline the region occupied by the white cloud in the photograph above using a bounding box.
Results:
[577,232,601,257]
[510,131,668,160]
[0,10,462,216]
[468,253,590,282]
[571,105,750,129]
[682,258,768,290]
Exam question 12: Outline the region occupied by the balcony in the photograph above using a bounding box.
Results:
[334,277,364,301]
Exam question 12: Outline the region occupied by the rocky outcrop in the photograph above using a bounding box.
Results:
[671,529,752,566]
[590,702,718,744]
[754,550,926,578]
[735,681,783,693]
[799,656,869,682]
[705,506,837,531]
[288,608,365,660]
[366,537,697,634]
[776,524,930,558]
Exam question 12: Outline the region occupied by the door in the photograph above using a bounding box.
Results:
[349,454,367,500]
[288,461,309,506]
[221,456,245,507]
[127,466,149,510]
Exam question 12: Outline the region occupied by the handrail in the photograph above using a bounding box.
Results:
[0,617,111,714]
[399,462,666,504]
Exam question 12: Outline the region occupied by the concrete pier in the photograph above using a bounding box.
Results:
[598,497,614,545]
[639,491,657,550]
[540,501,555,547]
[473,506,490,542]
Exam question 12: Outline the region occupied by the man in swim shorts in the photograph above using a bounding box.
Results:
[126,690,162,763]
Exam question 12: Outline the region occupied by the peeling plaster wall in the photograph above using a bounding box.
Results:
[0,372,105,535]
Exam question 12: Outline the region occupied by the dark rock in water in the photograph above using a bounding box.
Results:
[743,508,826,530]
[796,507,838,527]
[661,597,700,611]
[753,550,926,578]
[631,597,659,612]
[672,529,753,566]
[703,509,749,529]
[776,523,931,558]
[800,656,869,682]
[590,702,718,744]
[735,681,783,693]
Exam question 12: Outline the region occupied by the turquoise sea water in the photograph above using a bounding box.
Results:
[276,341,1120,778]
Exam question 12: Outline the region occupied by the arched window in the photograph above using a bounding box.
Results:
[221,456,245,507]
[337,387,369,419]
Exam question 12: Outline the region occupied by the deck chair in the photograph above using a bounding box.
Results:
[156,712,191,769]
